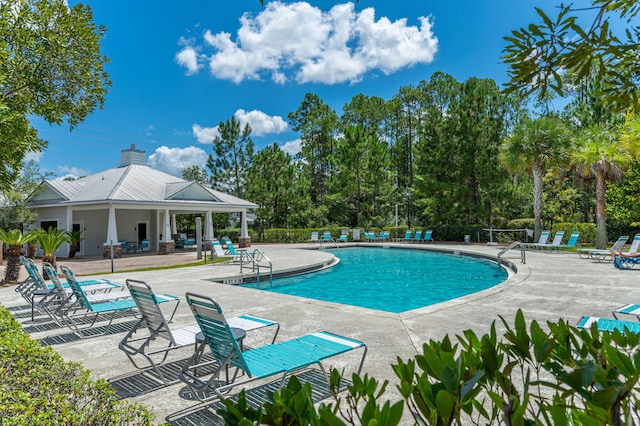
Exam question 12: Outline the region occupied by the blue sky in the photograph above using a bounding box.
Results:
[29,0,550,179]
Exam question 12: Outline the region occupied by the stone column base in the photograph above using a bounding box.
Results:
[159,241,175,255]
[238,236,251,248]
[103,245,122,259]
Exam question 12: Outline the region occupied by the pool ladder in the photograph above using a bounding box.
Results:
[239,249,273,284]
[497,241,526,266]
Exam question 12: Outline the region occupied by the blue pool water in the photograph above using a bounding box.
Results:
[241,247,508,313]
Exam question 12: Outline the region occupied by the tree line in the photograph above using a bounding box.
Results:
[186,70,640,249]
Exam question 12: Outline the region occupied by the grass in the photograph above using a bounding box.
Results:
[75,257,230,277]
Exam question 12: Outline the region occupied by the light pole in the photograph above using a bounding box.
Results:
[406,190,411,230]
[395,204,398,238]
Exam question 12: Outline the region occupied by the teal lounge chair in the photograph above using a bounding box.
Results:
[624,233,640,255]
[612,303,640,321]
[364,231,376,242]
[577,315,640,334]
[614,256,640,270]
[338,234,348,242]
[394,230,413,242]
[411,230,423,242]
[119,279,280,384]
[548,231,580,252]
[19,256,121,320]
[58,265,179,336]
[578,235,629,261]
[420,229,434,243]
[530,231,564,251]
[321,231,335,243]
[378,231,390,241]
[178,293,367,402]
[212,239,244,263]
[524,230,550,249]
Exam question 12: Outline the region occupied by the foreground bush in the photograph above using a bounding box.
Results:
[219,310,640,425]
[0,305,154,425]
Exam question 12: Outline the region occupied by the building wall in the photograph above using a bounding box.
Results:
[32,207,160,257]
[73,209,109,256]
[31,206,70,258]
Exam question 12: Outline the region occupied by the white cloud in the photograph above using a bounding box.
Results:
[193,109,287,143]
[175,46,201,75]
[281,138,301,156]
[55,165,90,180]
[176,1,438,84]
[234,109,287,136]
[24,151,43,163]
[192,123,220,144]
[148,146,208,177]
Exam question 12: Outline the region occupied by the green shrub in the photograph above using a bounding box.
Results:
[0,305,154,425]
[218,310,640,425]
[507,218,535,229]
[552,222,596,245]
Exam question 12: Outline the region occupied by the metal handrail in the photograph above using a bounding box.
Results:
[497,241,526,266]
[240,249,273,284]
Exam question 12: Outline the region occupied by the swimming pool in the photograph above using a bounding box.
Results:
[241,247,508,313]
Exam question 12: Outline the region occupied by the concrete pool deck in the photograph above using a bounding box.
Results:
[0,242,635,423]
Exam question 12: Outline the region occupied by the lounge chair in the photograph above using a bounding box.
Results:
[178,293,367,402]
[225,240,246,256]
[420,229,434,243]
[411,230,423,242]
[321,231,335,243]
[578,235,629,261]
[186,237,196,250]
[19,256,121,320]
[307,231,319,243]
[394,230,413,242]
[43,262,129,304]
[364,231,376,242]
[21,256,120,293]
[211,239,244,263]
[612,303,640,321]
[119,279,280,384]
[613,255,640,270]
[577,315,640,334]
[57,265,179,335]
[524,230,550,250]
[624,234,640,255]
[547,231,580,252]
[378,231,390,241]
[338,234,348,242]
[530,231,564,251]
[56,265,139,335]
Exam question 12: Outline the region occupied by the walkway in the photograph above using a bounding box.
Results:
[0,243,632,423]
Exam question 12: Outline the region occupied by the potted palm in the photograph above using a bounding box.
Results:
[0,229,39,286]
[36,227,71,278]
[68,230,82,258]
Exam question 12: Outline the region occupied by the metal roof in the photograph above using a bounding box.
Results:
[27,165,257,209]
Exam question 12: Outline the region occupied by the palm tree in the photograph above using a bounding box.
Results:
[0,229,39,285]
[499,116,573,240]
[572,125,629,249]
[68,230,82,258]
[36,227,71,276]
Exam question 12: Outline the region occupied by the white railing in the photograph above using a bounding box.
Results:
[497,241,526,266]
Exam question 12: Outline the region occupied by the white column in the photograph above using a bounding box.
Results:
[163,209,172,242]
[205,210,214,241]
[105,205,118,245]
[171,213,177,235]
[156,210,161,248]
[240,209,248,238]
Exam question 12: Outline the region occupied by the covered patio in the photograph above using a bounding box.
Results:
[26,145,257,258]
